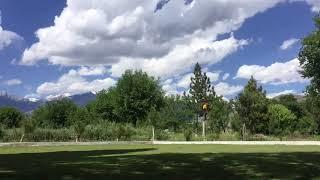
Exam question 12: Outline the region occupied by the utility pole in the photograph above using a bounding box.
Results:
[202,113,206,139]
[202,101,209,140]
[152,126,155,142]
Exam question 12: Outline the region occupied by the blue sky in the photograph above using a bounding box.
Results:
[0,0,319,100]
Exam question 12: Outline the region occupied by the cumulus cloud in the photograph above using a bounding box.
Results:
[215,82,243,96]
[306,0,320,12]
[162,79,181,95]
[110,36,248,78]
[77,66,106,76]
[4,79,22,86]
[21,0,283,78]
[36,69,116,98]
[280,38,299,50]
[235,58,308,85]
[222,73,230,80]
[0,12,23,50]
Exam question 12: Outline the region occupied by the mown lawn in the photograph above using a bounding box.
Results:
[0,144,320,179]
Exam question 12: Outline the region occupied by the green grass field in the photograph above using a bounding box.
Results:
[0,144,320,179]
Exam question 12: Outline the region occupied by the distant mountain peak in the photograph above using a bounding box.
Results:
[0,92,97,112]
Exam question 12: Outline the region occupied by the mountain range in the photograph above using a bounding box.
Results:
[0,92,97,113]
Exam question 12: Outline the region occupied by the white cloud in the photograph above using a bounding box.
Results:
[176,73,193,89]
[162,78,181,95]
[206,72,220,83]
[4,79,22,86]
[21,0,283,79]
[215,82,243,96]
[176,71,219,89]
[110,35,248,78]
[307,0,320,12]
[235,58,308,85]
[222,73,230,80]
[0,12,23,50]
[280,38,299,50]
[77,66,106,76]
[36,69,116,97]
[267,89,301,98]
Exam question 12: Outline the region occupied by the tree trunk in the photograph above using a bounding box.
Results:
[20,134,25,143]
[202,113,206,140]
[152,126,155,142]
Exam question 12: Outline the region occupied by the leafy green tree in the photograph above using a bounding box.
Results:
[208,96,231,133]
[235,76,269,134]
[147,107,161,128]
[158,95,194,131]
[296,115,317,135]
[304,86,320,134]
[69,107,91,142]
[115,70,165,125]
[299,15,320,93]
[268,104,297,136]
[277,94,305,119]
[298,14,320,134]
[0,107,24,128]
[32,98,77,128]
[87,88,118,121]
[90,70,164,126]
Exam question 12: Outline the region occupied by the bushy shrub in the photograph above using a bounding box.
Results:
[132,126,152,141]
[29,128,74,142]
[83,122,139,141]
[183,128,193,141]
[2,128,23,142]
[83,124,112,141]
[206,133,219,141]
[296,116,317,135]
[114,124,136,141]
[247,134,279,141]
[217,131,241,141]
[155,129,170,140]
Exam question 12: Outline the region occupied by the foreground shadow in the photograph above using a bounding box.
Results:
[0,148,319,179]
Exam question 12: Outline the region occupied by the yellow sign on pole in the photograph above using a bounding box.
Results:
[202,102,209,112]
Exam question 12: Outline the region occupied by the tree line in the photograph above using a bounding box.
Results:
[0,15,320,141]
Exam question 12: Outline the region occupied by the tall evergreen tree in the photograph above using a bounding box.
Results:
[186,62,215,138]
[188,62,215,115]
[235,76,269,134]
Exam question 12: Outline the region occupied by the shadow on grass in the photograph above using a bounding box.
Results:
[0,148,319,179]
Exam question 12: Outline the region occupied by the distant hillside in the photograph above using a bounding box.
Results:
[0,92,97,112]
[0,94,43,113]
[69,92,97,106]
[273,94,306,102]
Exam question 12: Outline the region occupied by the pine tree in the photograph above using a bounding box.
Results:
[189,62,214,115]
[186,62,216,138]
[235,76,269,134]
